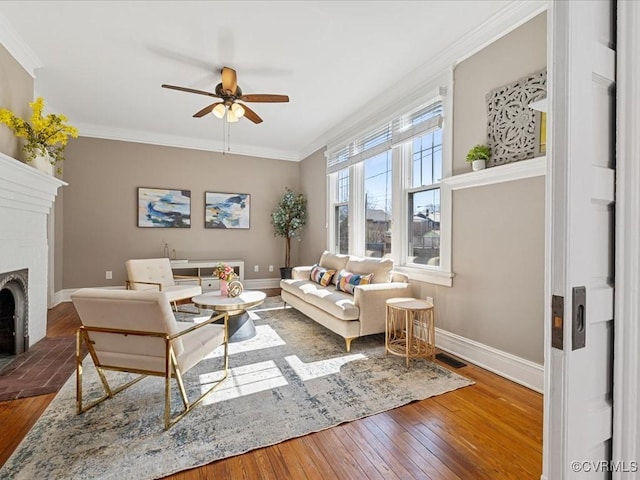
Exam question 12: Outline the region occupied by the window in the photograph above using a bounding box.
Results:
[334,169,349,254]
[407,130,443,266]
[409,188,440,265]
[326,79,452,285]
[364,152,392,257]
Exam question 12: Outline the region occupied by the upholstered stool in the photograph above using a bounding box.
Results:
[385,297,435,368]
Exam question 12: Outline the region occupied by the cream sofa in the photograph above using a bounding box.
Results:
[280,251,411,351]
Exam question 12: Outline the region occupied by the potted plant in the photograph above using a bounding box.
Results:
[271,187,307,279]
[466,144,491,171]
[0,97,78,175]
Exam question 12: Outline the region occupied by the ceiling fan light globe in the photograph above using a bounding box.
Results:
[227,109,239,123]
[212,104,226,119]
[231,103,245,118]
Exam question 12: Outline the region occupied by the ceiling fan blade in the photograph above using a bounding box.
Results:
[240,94,289,103]
[162,84,220,98]
[221,67,238,95]
[239,103,263,124]
[193,102,223,118]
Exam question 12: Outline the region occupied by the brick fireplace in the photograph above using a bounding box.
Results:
[0,152,65,351]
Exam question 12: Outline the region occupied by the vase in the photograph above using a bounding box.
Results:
[32,152,54,176]
[472,159,486,172]
[219,279,229,297]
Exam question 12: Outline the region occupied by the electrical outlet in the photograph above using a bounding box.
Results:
[269,265,274,272]
[426,296,433,304]
[254,265,259,272]
[106,271,112,280]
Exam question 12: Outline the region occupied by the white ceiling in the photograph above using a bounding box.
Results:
[0,1,541,161]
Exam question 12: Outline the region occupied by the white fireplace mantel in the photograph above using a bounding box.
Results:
[0,151,66,348]
[0,151,66,212]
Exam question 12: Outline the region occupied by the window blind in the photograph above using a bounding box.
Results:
[327,100,443,174]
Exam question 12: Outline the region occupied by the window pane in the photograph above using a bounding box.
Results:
[409,189,440,266]
[335,205,349,254]
[412,129,443,187]
[364,152,392,257]
[337,168,349,202]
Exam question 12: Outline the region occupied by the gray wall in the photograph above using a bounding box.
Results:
[61,137,300,288]
[0,43,33,159]
[299,147,327,265]
[412,177,545,364]
[411,12,547,364]
[453,12,547,174]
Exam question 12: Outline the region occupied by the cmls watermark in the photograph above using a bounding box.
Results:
[571,461,638,473]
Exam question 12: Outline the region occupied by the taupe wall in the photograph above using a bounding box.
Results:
[412,178,545,364]
[453,12,547,174]
[0,43,33,159]
[299,147,327,265]
[412,13,547,364]
[61,137,300,288]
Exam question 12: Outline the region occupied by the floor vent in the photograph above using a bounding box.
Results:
[436,353,467,369]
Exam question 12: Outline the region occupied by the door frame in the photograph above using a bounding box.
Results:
[613,0,640,472]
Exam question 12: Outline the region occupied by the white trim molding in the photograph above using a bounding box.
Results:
[613,0,640,474]
[0,12,43,77]
[436,327,544,393]
[443,156,546,191]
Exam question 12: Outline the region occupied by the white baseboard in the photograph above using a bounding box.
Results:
[435,327,544,393]
[52,278,282,305]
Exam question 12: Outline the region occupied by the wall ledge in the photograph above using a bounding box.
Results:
[443,156,546,191]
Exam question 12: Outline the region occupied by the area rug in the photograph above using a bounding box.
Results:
[0,301,473,480]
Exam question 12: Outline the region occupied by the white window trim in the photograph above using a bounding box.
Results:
[326,69,455,285]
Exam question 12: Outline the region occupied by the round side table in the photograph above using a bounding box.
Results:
[385,297,435,368]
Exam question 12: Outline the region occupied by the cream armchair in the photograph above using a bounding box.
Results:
[71,288,229,430]
[125,258,202,311]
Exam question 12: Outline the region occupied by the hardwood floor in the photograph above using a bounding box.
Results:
[0,298,543,479]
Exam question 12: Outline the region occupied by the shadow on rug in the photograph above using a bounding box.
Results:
[0,303,473,480]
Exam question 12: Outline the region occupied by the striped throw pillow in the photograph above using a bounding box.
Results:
[310,265,336,287]
[335,269,373,295]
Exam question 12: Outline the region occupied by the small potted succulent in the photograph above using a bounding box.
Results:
[466,144,491,171]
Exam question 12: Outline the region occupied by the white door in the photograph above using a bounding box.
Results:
[543,0,616,479]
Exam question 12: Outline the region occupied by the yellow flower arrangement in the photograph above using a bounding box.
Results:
[0,97,78,170]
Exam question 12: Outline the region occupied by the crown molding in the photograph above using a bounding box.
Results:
[75,123,300,162]
[305,0,547,156]
[0,13,43,77]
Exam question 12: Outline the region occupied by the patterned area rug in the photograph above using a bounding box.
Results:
[1,301,473,480]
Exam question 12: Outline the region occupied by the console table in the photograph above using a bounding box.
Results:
[170,260,244,291]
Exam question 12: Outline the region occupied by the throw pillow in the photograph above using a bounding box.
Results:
[310,265,336,287]
[335,269,373,295]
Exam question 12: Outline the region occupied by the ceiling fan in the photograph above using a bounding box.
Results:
[162,66,289,124]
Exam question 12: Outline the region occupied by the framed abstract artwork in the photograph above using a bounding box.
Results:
[205,192,250,229]
[138,187,191,228]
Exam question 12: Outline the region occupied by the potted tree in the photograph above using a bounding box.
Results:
[271,187,307,279]
[466,144,491,171]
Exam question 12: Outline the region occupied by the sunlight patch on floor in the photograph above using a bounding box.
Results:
[205,325,286,359]
[200,360,287,404]
[285,353,366,381]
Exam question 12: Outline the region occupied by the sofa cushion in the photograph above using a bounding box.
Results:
[335,270,373,294]
[345,256,394,283]
[280,279,319,300]
[318,251,349,284]
[303,287,360,321]
[310,264,336,287]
